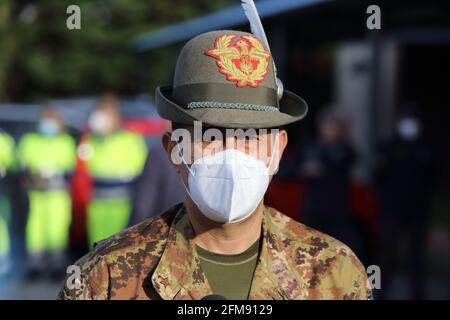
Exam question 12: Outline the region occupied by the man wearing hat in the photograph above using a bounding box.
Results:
[59,29,370,300]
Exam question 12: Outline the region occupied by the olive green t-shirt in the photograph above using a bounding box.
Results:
[196,239,260,300]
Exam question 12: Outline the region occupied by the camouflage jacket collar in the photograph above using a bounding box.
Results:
[150,205,301,300]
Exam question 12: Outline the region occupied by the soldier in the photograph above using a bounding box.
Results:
[59,29,370,300]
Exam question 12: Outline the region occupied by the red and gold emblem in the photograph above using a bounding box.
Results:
[205,34,271,88]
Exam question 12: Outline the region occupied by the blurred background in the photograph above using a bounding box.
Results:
[0,0,448,299]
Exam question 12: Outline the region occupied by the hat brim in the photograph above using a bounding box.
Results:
[156,85,308,129]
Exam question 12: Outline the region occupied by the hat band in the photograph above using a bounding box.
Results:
[186,101,279,112]
[172,83,278,109]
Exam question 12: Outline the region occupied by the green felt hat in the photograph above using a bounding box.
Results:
[156,30,307,129]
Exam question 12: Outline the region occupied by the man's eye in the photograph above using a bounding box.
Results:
[204,136,216,142]
[245,135,259,141]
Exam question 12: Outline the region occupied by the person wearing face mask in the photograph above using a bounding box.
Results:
[59,30,370,300]
[80,94,147,248]
[374,109,434,299]
[298,108,362,258]
[17,109,76,278]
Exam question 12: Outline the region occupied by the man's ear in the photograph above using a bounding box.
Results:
[267,129,288,177]
[277,130,288,160]
[162,132,171,154]
[162,132,180,172]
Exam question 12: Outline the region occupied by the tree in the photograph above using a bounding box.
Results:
[0,0,233,102]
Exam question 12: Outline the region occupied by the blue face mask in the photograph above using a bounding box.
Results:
[38,119,60,136]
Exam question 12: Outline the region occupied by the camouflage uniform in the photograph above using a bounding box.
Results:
[59,203,370,300]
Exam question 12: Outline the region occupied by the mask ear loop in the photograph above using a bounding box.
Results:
[264,131,280,176]
[175,141,195,176]
[175,141,205,210]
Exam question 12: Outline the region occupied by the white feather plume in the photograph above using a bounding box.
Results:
[241,0,271,53]
[241,0,284,100]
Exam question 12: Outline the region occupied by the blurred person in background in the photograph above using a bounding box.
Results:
[130,140,184,225]
[0,130,15,276]
[17,109,76,278]
[298,108,361,253]
[80,94,147,247]
[375,108,434,299]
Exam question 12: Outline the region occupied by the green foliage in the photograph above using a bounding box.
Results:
[0,0,234,102]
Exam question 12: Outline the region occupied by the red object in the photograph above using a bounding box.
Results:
[205,34,271,88]
[348,182,380,235]
[123,119,167,136]
[265,179,305,221]
[265,179,380,236]
[69,134,92,247]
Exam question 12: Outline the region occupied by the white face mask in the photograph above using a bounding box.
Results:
[89,111,111,135]
[177,136,279,224]
[38,119,60,136]
[397,117,420,141]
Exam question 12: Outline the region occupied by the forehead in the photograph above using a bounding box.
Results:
[175,125,277,135]
[40,111,60,121]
